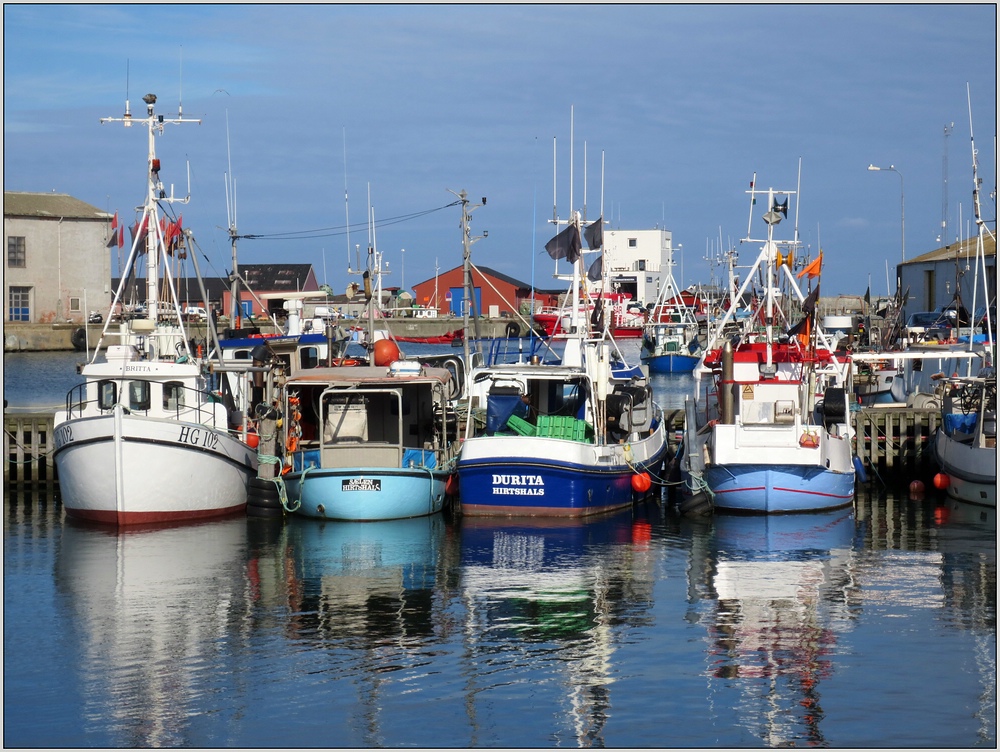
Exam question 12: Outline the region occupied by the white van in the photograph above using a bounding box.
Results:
[184,306,207,321]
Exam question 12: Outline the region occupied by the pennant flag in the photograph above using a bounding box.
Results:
[587,254,603,282]
[797,253,823,279]
[107,211,120,248]
[864,286,871,308]
[118,224,124,249]
[544,224,582,264]
[130,216,149,252]
[584,216,603,249]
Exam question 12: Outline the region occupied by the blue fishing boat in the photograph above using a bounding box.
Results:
[457,211,669,517]
[640,258,703,373]
[679,172,856,514]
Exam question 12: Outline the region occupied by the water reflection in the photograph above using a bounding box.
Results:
[689,508,857,747]
[456,506,658,747]
[54,517,248,747]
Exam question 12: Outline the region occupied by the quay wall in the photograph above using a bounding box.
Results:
[3,317,529,353]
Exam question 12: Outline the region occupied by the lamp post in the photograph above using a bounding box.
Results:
[400,248,405,294]
[867,164,905,264]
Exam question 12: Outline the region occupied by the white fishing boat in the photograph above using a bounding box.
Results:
[458,210,669,517]
[679,173,856,514]
[53,93,257,525]
[933,373,997,508]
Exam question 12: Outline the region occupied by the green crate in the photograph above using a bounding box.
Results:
[505,414,537,436]
[536,415,592,442]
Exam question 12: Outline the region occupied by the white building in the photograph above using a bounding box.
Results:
[599,228,674,305]
[4,192,112,324]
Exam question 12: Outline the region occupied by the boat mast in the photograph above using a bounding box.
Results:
[101,92,200,323]
[448,188,487,370]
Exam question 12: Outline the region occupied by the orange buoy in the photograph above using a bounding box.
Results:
[631,472,652,493]
[909,479,925,495]
[933,472,950,490]
[445,474,460,497]
[245,428,260,449]
[373,338,401,367]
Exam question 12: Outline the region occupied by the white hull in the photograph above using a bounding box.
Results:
[934,429,997,508]
[55,410,256,525]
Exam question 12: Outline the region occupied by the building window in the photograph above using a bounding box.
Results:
[8,286,30,321]
[628,238,637,248]
[637,260,646,271]
[70,297,81,312]
[7,236,26,268]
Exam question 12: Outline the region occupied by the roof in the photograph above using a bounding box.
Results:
[3,191,108,220]
[240,263,317,291]
[111,277,232,303]
[416,264,564,295]
[904,234,996,265]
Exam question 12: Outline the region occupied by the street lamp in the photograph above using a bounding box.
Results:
[867,164,905,264]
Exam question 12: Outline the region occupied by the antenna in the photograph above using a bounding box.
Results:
[178,46,183,117]
[940,122,954,243]
[343,127,351,271]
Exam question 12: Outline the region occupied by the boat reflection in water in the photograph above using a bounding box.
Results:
[457,504,659,747]
[282,514,446,641]
[54,517,248,748]
[691,508,857,747]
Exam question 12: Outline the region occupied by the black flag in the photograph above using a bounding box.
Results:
[801,284,820,317]
[544,224,582,264]
[587,254,603,282]
[584,216,603,249]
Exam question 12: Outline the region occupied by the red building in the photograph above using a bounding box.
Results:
[411,265,561,317]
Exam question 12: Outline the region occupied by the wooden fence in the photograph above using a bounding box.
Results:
[3,412,57,488]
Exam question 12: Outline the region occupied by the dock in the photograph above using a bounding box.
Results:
[3,411,57,488]
[852,405,940,480]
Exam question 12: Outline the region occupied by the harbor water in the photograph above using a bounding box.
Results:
[3,346,996,748]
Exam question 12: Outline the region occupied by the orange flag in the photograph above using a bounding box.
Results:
[797,253,823,279]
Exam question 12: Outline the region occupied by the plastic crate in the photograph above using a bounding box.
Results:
[505,414,537,436]
[536,415,592,442]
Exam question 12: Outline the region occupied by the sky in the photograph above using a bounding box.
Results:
[4,4,997,302]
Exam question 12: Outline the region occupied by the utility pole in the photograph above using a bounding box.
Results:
[447,189,487,372]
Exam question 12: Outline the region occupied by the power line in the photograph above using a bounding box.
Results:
[236,200,461,241]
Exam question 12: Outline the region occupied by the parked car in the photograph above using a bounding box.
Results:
[904,311,954,343]
[183,306,207,321]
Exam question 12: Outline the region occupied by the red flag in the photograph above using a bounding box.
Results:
[797,253,823,279]
[118,224,125,248]
[107,211,120,248]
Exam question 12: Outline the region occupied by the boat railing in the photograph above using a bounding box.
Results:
[63,381,229,430]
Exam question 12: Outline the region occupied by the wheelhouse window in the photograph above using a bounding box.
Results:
[163,381,185,411]
[300,346,320,369]
[128,381,151,411]
[7,236,26,268]
[8,286,30,322]
[97,380,117,410]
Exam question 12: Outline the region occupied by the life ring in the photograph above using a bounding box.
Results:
[334,358,361,367]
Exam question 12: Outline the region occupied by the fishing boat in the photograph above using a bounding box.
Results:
[933,372,997,508]
[679,174,856,514]
[255,244,463,521]
[534,291,645,339]
[52,93,258,526]
[640,259,703,373]
[458,210,670,517]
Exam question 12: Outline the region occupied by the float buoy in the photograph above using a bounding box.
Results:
[631,472,652,493]
[445,474,459,497]
[373,338,401,366]
[933,472,950,490]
